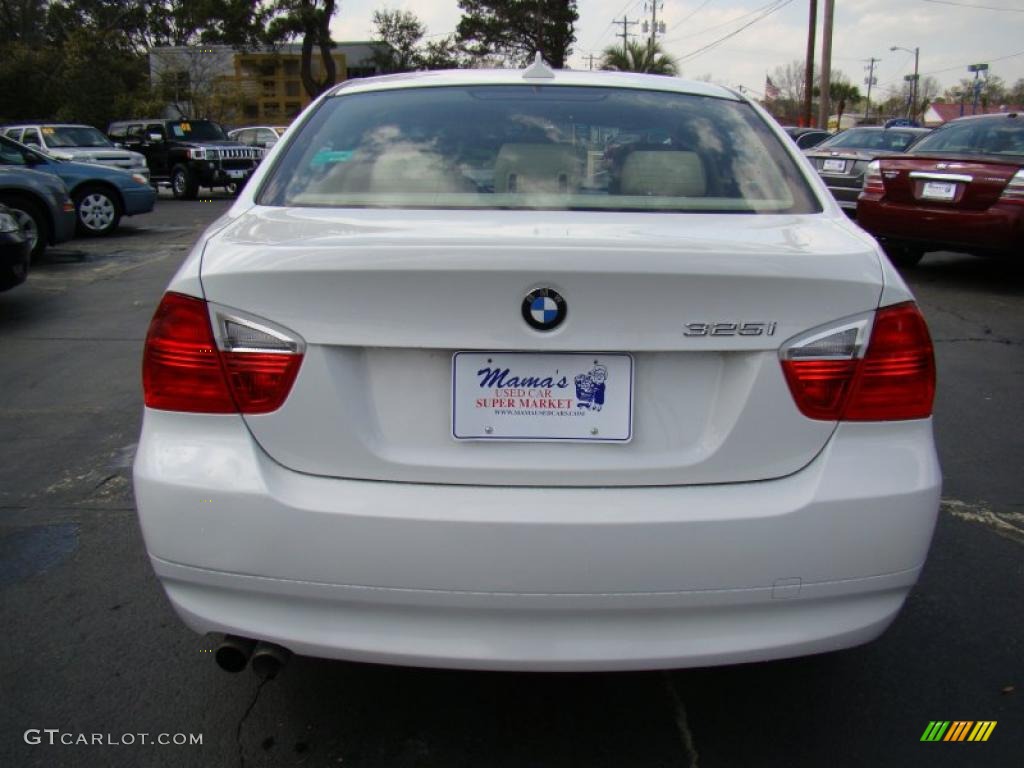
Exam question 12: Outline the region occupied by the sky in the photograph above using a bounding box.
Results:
[330,0,1024,100]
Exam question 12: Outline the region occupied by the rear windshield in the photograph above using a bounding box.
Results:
[167,120,227,141]
[259,85,820,213]
[910,118,1024,158]
[818,129,923,152]
[42,126,113,148]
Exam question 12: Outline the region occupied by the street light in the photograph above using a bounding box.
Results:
[891,45,920,121]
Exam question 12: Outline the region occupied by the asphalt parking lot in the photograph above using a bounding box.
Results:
[1,192,1021,767]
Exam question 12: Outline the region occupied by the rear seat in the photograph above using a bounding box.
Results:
[619,150,706,197]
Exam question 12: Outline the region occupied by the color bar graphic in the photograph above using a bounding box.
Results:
[921,721,996,742]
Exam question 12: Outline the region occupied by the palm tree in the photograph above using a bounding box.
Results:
[600,40,679,76]
[829,82,862,128]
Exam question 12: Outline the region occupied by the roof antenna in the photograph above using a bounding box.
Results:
[522,52,555,79]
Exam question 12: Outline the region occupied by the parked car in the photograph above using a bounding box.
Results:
[0,203,31,291]
[0,135,156,236]
[783,126,833,149]
[228,125,288,150]
[2,123,150,181]
[858,112,1024,266]
[804,127,931,213]
[0,166,76,259]
[108,119,261,199]
[135,67,940,676]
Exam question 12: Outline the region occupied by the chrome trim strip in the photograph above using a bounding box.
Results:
[908,172,973,183]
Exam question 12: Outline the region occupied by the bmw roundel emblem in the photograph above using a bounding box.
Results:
[522,288,567,331]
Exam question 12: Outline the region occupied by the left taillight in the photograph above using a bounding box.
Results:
[861,159,885,196]
[142,292,304,414]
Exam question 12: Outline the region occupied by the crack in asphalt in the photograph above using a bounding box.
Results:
[943,498,1024,546]
[237,677,270,768]
[662,672,699,768]
[934,336,1016,345]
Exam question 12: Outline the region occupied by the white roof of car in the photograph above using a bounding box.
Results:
[329,68,741,101]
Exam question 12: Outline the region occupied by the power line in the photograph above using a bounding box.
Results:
[676,0,794,64]
[663,0,787,44]
[614,16,641,46]
[921,0,1024,11]
[666,0,715,34]
[588,0,645,51]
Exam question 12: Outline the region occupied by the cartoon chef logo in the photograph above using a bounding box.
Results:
[575,365,608,411]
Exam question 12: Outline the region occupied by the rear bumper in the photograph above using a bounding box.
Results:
[134,411,942,671]
[122,185,157,216]
[857,197,1024,254]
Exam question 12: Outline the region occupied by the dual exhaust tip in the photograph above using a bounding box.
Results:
[215,635,291,678]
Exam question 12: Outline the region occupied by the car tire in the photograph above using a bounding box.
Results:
[0,248,29,291]
[171,165,199,200]
[883,242,926,268]
[73,185,122,236]
[0,194,49,261]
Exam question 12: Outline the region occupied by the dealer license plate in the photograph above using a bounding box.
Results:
[822,159,846,173]
[452,352,634,442]
[227,170,247,179]
[921,181,956,200]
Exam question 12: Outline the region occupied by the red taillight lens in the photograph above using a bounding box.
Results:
[142,292,303,414]
[844,303,935,420]
[143,293,235,412]
[220,351,302,414]
[781,302,935,422]
[781,359,860,420]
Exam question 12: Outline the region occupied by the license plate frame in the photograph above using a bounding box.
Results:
[452,351,634,443]
[920,181,957,201]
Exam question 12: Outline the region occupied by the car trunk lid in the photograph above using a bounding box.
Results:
[198,207,885,487]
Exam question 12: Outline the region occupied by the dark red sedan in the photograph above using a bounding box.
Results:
[857,112,1024,266]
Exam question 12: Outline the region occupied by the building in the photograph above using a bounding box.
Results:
[149,43,390,125]
[922,101,1024,127]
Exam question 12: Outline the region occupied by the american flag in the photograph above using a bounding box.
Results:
[765,76,780,101]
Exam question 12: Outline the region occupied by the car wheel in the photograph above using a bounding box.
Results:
[0,195,49,260]
[73,185,122,236]
[883,242,926,268]
[0,247,29,291]
[171,165,199,200]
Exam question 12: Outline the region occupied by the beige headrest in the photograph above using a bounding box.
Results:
[494,143,581,194]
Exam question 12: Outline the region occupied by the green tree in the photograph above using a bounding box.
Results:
[370,9,426,73]
[600,40,678,76]
[456,0,578,68]
[419,35,467,70]
[266,0,339,98]
[829,80,861,128]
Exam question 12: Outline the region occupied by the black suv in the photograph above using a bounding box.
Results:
[107,119,261,199]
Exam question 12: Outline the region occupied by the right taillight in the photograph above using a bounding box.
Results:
[861,159,885,196]
[781,302,935,421]
[143,292,304,414]
[998,169,1024,204]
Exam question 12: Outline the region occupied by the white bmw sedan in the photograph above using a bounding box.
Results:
[134,65,941,674]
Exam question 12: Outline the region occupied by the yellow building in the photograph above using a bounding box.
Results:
[150,43,387,125]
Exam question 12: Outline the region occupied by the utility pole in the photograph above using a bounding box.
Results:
[817,0,834,130]
[584,53,599,70]
[614,17,639,48]
[645,1,664,46]
[803,0,817,127]
[864,57,880,122]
